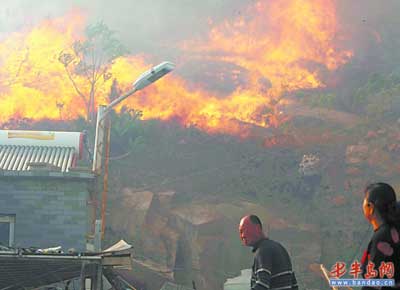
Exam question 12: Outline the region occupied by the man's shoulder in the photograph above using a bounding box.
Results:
[261,238,284,247]
[253,238,294,272]
[255,238,284,253]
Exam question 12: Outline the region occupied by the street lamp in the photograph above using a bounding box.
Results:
[92,61,175,244]
[92,61,175,172]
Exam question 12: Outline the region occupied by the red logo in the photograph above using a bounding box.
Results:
[364,262,378,279]
[329,260,395,280]
[330,262,347,279]
[379,262,395,279]
[349,261,362,278]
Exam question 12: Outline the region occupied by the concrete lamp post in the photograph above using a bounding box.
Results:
[91,61,175,246]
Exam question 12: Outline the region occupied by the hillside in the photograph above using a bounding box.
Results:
[98,94,400,290]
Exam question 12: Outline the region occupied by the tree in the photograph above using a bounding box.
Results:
[109,106,143,156]
[58,21,127,122]
[352,71,400,120]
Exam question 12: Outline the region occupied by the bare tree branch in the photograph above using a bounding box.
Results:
[8,49,30,86]
[93,47,105,84]
[62,64,88,107]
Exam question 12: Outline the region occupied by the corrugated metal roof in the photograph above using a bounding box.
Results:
[0,145,76,172]
[0,255,83,289]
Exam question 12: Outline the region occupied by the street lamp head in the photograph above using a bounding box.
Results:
[133,61,175,91]
[103,61,175,115]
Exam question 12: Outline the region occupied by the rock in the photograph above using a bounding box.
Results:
[299,154,321,176]
[346,145,368,156]
[366,130,378,139]
[122,189,154,210]
[330,195,346,206]
[171,204,223,226]
[367,148,390,167]
[377,128,387,135]
[346,167,361,175]
[158,191,176,207]
[388,143,400,152]
[109,189,230,290]
[263,134,298,148]
[345,145,368,165]
[108,189,154,240]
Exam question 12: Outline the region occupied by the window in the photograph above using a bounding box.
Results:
[0,215,15,247]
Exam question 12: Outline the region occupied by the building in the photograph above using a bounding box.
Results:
[0,130,95,251]
[0,241,134,290]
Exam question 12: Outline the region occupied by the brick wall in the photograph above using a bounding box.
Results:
[0,176,93,251]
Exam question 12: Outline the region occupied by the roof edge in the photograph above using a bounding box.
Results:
[0,170,94,179]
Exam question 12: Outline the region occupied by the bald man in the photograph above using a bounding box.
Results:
[239,215,298,290]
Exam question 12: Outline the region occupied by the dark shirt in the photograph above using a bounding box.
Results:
[250,238,298,290]
[361,223,400,290]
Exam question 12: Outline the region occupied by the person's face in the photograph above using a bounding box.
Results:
[239,217,261,247]
[362,195,374,222]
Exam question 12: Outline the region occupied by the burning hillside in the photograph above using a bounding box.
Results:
[0,0,352,137]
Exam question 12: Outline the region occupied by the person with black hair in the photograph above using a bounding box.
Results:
[361,182,400,289]
[239,215,298,290]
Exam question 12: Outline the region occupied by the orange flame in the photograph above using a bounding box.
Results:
[185,0,353,86]
[0,0,352,138]
[0,11,87,122]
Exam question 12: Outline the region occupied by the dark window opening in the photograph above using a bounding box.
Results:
[0,215,15,247]
[0,222,10,246]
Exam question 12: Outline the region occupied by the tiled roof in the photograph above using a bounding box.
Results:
[0,145,76,172]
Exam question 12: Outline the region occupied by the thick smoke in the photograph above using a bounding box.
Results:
[2,0,400,68]
[1,0,400,101]
[0,0,247,53]
[337,0,400,71]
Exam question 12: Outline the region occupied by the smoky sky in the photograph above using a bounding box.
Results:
[1,0,400,90]
[2,1,400,55]
[0,0,247,55]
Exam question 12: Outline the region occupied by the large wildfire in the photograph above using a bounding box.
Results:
[0,0,352,137]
